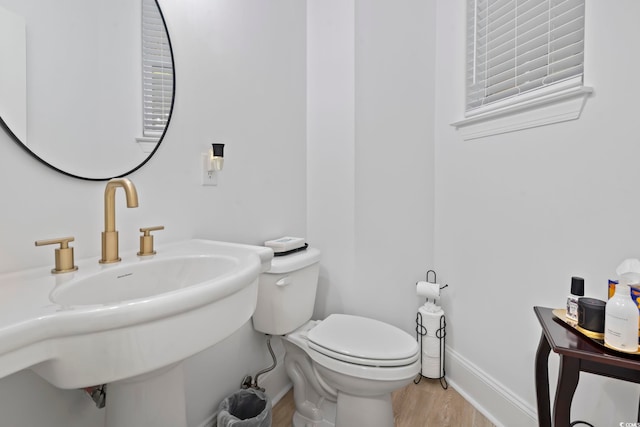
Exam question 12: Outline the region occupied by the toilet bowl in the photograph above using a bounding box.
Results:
[252,248,420,427]
[289,315,419,427]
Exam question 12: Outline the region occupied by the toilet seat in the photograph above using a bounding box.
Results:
[307,346,420,382]
[308,343,418,367]
[307,314,419,368]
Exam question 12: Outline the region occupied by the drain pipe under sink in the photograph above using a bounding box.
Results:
[83,384,107,408]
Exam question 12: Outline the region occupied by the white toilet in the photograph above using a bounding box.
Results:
[252,248,420,427]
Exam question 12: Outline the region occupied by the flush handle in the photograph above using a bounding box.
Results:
[276,276,292,287]
[35,236,79,274]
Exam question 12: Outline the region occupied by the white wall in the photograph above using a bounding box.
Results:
[353,0,436,334]
[307,0,356,320]
[308,0,436,334]
[434,0,640,425]
[0,0,306,426]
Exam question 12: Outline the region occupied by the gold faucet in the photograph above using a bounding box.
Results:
[100,178,139,264]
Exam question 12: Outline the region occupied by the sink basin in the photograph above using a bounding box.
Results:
[51,255,239,306]
[0,239,273,389]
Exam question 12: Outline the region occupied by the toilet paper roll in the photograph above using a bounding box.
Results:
[416,281,440,299]
[422,336,441,358]
[418,305,445,338]
[421,354,444,378]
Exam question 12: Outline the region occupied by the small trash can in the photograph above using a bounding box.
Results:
[217,388,272,427]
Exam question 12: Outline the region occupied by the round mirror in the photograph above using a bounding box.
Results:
[0,0,175,180]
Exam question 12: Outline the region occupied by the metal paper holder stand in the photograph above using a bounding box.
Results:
[414,270,448,389]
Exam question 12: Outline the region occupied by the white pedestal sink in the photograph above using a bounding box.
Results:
[0,239,273,427]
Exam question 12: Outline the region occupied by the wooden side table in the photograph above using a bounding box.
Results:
[534,306,640,427]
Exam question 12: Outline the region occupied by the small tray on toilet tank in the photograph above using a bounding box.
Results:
[267,247,320,274]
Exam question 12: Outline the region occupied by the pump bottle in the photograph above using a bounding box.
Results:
[605,282,639,353]
[566,277,584,322]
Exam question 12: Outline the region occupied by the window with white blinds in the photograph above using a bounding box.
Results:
[466,0,585,115]
[142,0,173,138]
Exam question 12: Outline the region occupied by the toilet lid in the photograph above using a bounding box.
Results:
[307,314,418,366]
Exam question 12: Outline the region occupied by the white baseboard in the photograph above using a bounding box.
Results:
[445,347,537,427]
[196,413,216,427]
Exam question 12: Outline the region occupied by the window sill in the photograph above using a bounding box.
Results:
[451,86,593,141]
[135,136,159,154]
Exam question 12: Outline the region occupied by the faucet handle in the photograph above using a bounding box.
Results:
[35,236,79,274]
[137,226,164,256]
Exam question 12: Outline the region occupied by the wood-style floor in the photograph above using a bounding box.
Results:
[272,378,496,427]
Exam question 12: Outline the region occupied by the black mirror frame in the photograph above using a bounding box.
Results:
[0,0,176,181]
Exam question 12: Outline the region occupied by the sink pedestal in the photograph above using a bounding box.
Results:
[105,363,187,427]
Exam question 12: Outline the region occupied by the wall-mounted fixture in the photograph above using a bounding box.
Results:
[202,143,225,186]
[0,0,175,181]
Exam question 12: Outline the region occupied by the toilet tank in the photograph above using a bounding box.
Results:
[252,248,321,335]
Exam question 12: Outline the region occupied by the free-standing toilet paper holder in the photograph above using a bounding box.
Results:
[414,270,448,389]
[418,270,448,303]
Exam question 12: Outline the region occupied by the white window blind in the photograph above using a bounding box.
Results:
[466,0,585,115]
[142,0,173,138]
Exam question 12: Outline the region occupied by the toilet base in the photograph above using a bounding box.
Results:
[292,409,335,427]
[289,391,395,427]
[283,321,416,427]
[335,392,394,427]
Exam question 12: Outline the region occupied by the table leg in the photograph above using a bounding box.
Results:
[554,355,580,427]
[535,332,552,427]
